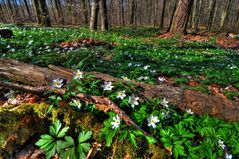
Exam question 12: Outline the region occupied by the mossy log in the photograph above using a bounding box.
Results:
[0,58,239,121]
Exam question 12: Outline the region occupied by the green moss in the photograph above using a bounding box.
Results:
[0,103,49,149]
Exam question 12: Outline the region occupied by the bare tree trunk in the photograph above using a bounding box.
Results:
[32,0,42,25]
[206,0,216,31]
[194,0,203,33]
[23,0,32,21]
[53,0,64,24]
[167,0,178,32]
[129,0,136,26]
[169,0,193,35]
[159,0,166,29]
[220,0,232,28]
[99,0,108,31]
[90,0,99,31]
[121,0,125,25]
[39,0,52,27]
[81,0,88,25]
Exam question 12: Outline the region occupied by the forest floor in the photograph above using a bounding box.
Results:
[0,24,239,159]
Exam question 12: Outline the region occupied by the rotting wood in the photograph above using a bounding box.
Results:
[0,58,239,122]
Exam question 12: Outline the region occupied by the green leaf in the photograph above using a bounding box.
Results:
[145,136,157,144]
[119,130,128,142]
[78,131,92,143]
[129,133,137,148]
[47,104,54,114]
[106,130,117,147]
[49,125,56,136]
[53,120,62,135]
[45,144,57,159]
[79,143,91,152]
[57,126,69,138]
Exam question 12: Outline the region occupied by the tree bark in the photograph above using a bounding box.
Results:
[1,58,239,122]
[220,0,232,28]
[32,0,42,25]
[81,0,88,25]
[90,0,99,31]
[169,0,193,35]
[39,0,52,27]
[99,0,108,31]
[206,0,216,31]
[129,0,136,26]
[194,0,203,33]
[23,0,32,21]
[159,0,166,29]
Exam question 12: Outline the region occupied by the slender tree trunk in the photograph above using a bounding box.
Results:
[56,0,65,24]
[81,0,88,25]
[99,0,108,31]
[90,0,99,31]
[169,0,193,35]
[23,0,32,21]
[220,0,232,28]
[159,0,166,29]
[167,0,178,32]
[121,0,125,25]
[32,0,42,24]
[194,0,203,33]
[39,0,52,27]
[129,0,135,26]
[206,0,216,31]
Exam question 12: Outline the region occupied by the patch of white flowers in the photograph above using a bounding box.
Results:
[4,90,18,105]
[128,95,139,108]
[225,153,232,159]
[111,115,121,129]
[74,70,83,80]
[143,65,150,70]
[218,139,226,149]
[147,114,160,128]
[116,90,126,100]
[101,81,114,91]
[161,98,169,108]
[52,79,64,89]
[186,109,194,115]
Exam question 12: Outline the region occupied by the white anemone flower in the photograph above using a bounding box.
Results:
[143,65,150,70]
[52,79,64,89]
[7,97,18,105]
[128,95,139,108]
[147,114,160,128]
[102,81,114,91]
[116,90,126,100]
[111,115,120,129]
[74,70,83,80]
[161,98,169,108]
[218,139,226,149]
[158,77,166,82]
[186,109,194,115]
[225,153,232,159]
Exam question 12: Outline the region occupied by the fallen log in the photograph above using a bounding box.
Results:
[0,58,239,121]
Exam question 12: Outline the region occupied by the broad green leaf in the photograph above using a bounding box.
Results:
[57,126,69,138]
[106,130,117,147]
[79,143,91,153]
[78,131,92,143]
[53,120,62,135]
